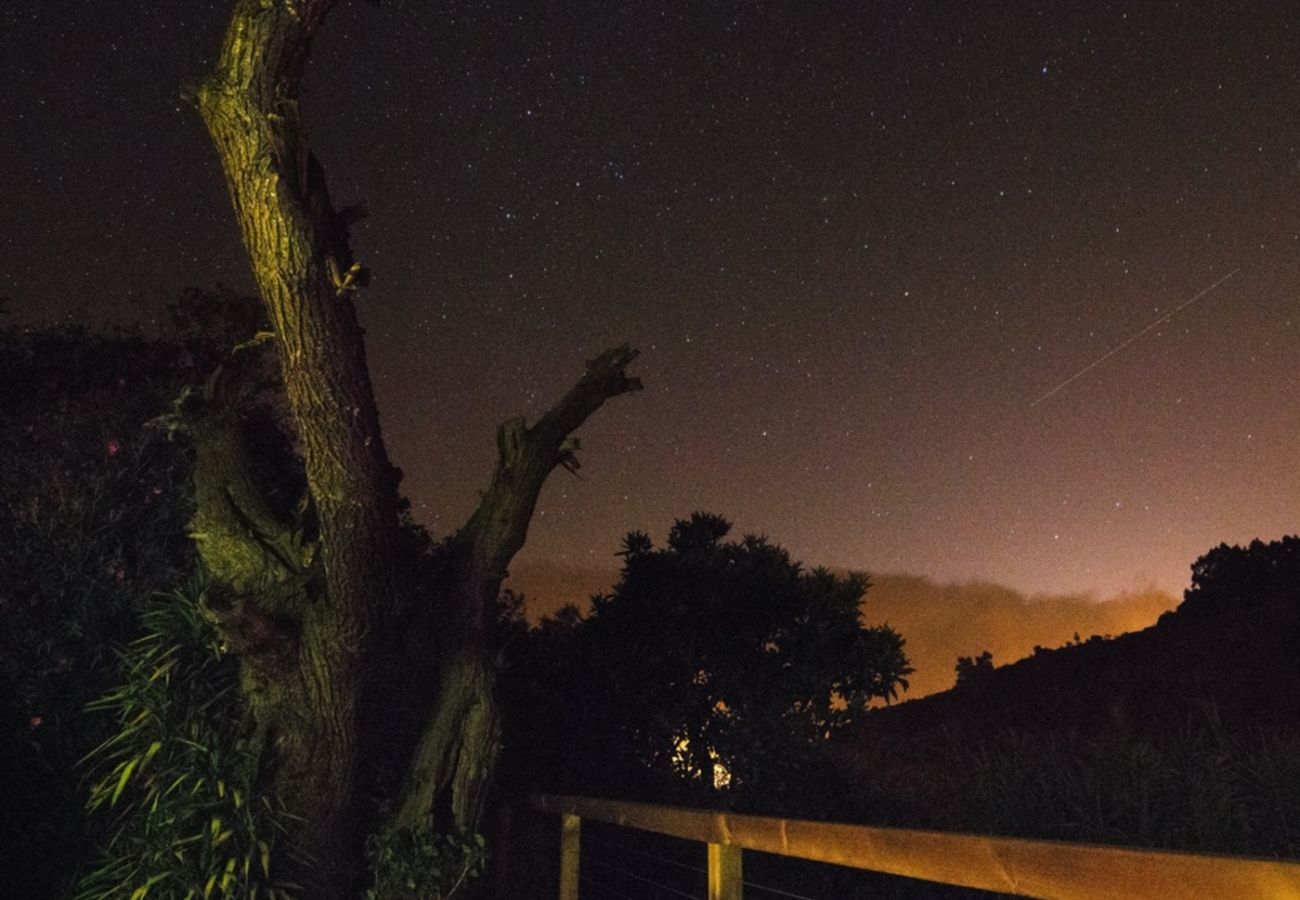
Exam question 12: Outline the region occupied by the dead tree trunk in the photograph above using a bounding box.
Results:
[182,2,641,894]
[395,346,642,834]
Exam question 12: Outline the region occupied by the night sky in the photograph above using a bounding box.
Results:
[6,1,1299,602]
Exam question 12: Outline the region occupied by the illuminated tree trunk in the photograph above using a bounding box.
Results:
[186,3,401,894]
[182,2,641,895]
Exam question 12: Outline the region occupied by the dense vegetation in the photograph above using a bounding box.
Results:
[848,533,1300,868]
[504,512,913,816]
[74,577,298,900]
[4,302,1297,897]
[0,303,597,899]
[1,304,215,897]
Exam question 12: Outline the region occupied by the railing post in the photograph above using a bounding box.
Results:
[559,812,581,900]
[708,842,743,900]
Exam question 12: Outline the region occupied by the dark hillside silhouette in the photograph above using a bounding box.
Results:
[864,536,1300,737]
[825,537,1300,859]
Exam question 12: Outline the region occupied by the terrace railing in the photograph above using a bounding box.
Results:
[533,793,1300,900]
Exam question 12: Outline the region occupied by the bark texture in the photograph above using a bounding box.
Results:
[185,2,642,894]
[191,2,403,892]
[396,347,642,833]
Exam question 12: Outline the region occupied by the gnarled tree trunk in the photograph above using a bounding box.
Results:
[396,347,643,835]
[181,2,641,895]
[190,3,402,892]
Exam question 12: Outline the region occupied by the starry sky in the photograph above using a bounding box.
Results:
[5,1,1299,601]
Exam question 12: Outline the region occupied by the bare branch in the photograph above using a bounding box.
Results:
[453,345,642,625]
[531,344,643,447]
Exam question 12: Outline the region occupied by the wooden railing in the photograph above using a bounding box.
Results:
[533,794,1300,899]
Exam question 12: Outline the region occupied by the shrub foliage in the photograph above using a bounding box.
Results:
[75,576,298,900]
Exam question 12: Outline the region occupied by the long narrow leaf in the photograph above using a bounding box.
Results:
[111,756,141,806]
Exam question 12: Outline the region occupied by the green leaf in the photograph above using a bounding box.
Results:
[220,856,236,891]
[112,756,141,805]
[129,872,168,900]
[148,656,177,682]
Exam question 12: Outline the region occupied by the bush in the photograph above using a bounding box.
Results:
[0,322,195,896]
[364,819,487,900]
[75,575,298,900]
[928,715,1300,856]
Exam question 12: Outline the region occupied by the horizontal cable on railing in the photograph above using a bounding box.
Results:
[741,875,817,900]
[590,831,818,900]
[580,874,640,900]
[589,855,704,900]
[586,830,707,876]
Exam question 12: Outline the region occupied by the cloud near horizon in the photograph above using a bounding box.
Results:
[505,562,1178,699]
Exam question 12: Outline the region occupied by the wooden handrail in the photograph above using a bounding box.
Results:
[533,793,1300,899]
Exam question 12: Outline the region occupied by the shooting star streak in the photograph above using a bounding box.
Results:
[1030,268,1239,407]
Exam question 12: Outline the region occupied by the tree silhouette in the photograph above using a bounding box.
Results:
[954,650,995,688]
[1181,536,1300,618]
[509,513,912,807]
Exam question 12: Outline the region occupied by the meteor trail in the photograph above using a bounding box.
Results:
[1030,268,1239,407]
